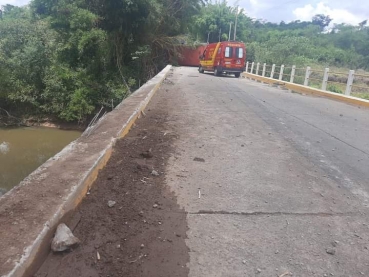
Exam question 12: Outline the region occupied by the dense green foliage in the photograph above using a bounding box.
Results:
[0,0,368,123]
[193,1,369,70]
[0,0,201,123]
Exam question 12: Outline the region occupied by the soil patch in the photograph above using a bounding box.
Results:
[35,85,189,277]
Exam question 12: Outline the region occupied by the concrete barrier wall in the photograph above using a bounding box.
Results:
[242,72,369,108]
[0,65,172,277]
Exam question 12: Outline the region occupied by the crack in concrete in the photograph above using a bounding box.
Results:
[190,210,362,217]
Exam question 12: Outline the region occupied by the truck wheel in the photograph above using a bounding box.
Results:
[235,72,241,78]
[199,66,204,73]
[214,68,220,76]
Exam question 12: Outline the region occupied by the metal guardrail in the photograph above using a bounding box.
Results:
[245,62,369,97]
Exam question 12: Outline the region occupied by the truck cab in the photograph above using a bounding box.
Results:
[199,41,246,78]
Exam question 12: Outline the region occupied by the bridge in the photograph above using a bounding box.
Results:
[1,66,369,276]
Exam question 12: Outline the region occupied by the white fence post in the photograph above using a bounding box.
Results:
[251,62,255,74]
[304,66,311,86]
[290,65,296,83]
[246,62,249,73]
[271,64,276,79]
[345,70,355,96]
[262,63,266,77]
[279,65,284,81]
[256,63,260,75]
[322,68,329,91]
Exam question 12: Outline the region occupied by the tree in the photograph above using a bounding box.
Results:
[312,14,332,30]
[358,20,367,30]
[0,6,54,114]
[0,0,204,124]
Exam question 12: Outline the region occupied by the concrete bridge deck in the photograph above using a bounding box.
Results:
[163,67,369,276]
[4,66,369,276]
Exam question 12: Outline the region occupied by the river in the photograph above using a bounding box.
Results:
[0,127,81,196]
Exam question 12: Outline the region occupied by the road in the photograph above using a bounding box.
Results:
[163,67,369,276]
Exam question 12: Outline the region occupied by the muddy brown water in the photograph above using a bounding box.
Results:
[0,127,81,195]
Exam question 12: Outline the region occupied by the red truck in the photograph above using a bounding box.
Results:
[199,41,246,78]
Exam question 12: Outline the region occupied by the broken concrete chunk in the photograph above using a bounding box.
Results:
[193,157,205,162]
[326,248,336,255]
[108,200,116,208]
[140,150,153,159]
[331,241,339,247]
[0,142,10,154]
[151,170,159,176]
[51,223,80,252]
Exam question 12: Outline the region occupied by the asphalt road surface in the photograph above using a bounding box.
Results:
[163,67,369,277]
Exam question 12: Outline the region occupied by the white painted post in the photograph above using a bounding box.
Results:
[345,70,355,96]
[251,62,255,74]
[279,65,285,81]
[322,68,329,91]
[246,62,249,73]
[304,66,311,86]
[290,65,296,83]
[262,63,266,77]
[270,64,276,79]
[256,63,260,75]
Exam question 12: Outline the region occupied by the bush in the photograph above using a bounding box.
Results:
[327,84,343,94]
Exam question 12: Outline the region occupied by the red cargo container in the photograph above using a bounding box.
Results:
[177,45,207,67]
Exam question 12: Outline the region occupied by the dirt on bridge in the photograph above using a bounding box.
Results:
[35,85,188,277]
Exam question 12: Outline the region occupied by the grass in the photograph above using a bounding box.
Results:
[352,93,369,100]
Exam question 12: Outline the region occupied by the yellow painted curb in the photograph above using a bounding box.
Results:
[242,72,369,108]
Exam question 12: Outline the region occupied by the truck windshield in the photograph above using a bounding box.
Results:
[236,47,243,58]
[225,47,233,58]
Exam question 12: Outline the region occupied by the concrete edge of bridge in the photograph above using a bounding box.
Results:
[1,65,172,277]
[242,72,369,108]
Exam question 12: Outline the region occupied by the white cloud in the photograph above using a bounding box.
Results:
[242,0,277,20]
[0,0,29,7]
[239,0,369,24]
[240,0,316,22]
[293,2,366,25]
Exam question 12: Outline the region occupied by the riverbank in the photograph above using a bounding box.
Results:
[24,119,86,131]
[0,108,88,130]
[0,118,86,131]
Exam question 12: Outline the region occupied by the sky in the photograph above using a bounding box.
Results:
[0,0,368,26]
[238,0,369,25]
[0,0,28,8]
